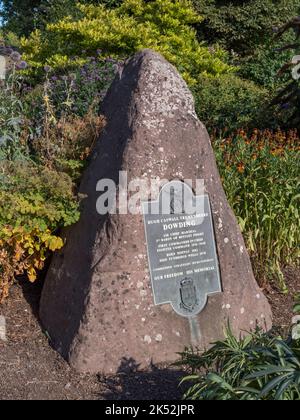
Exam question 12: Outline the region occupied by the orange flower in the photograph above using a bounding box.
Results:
[237,163,245,173]
[271,147,284,156]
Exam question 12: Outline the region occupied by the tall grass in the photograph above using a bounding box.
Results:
[213,129,300,291]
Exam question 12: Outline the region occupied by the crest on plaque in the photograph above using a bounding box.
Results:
[180,278,198,313]
[142,180,222,318]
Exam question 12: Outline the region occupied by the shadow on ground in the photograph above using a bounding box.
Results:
[98,357,186,400]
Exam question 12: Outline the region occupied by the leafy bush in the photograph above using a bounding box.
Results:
[192,1,299,91]
[237,35,294,90]
[0,49,109,300]
[0,0,104,37]
[193,74,273,133]
[214,129,300,290]
[45,56,119,117]
[192,0,300,56]
[293,297,300,340]
[0,161,80,301]
[179,326,300,400]
[21,0,234,84]
[32,110,105,180]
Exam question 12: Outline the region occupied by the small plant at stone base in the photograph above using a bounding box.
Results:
[179,325,300,400]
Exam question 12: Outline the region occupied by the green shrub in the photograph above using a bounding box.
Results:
[214,129,300,290]
[0,0,103,37]
[46,57,119,118]
[237,35,294,90]
[179,325,300,400]
[0,162,79,232]
[192,1,299,92]
[0,161,80,301]
[193,74,273,133]
[192,0,300,56]
[21,0,234,84]
[0,49,107,301]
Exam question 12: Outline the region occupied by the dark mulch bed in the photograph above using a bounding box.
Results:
[0,268,298,400]
[266,267,300,332]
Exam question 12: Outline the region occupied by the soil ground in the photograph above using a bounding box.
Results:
[0,268,299,400]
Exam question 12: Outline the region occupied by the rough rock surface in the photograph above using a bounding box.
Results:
[40,49,272,374]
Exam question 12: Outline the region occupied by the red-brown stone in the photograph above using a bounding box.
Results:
[40,49,272,374]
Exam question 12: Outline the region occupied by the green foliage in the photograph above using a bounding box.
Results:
[237,34,294,90]
[179,326,300,400]
[192,0,299,91]
[0,68,28,160]
[0,161,80,231]
[193,74,273,133]
[97,0,123,7]
[192,0,300,56]
[21,0,234,84]
[214,129,300,290]
[46,57,119,118]
[0,160,80,301]
[0,0,102,37]
[0,50,108,300]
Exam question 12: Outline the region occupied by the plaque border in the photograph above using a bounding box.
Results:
[142,180,222,317]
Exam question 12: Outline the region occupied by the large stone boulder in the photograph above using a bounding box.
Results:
[40,49,272,374]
